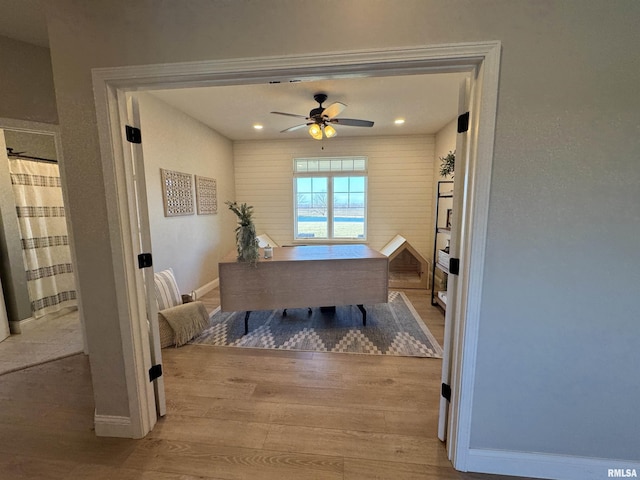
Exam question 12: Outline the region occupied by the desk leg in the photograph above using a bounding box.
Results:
[357,304,366,326]
[244,311,251,335]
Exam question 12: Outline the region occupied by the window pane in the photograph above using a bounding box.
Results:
[350,176,365,192]
[334,176,349,192]
[312,192,327,209]
[333,176,365,239]
[312,177,327,192]
[333,216,365,238]
[349,192,365,207]
[353,158,366,171]
[334,192,348,207]
[296,176,328,239]
[294,160,367,240]
[296,204,328,239]
[297,193,310,208]
[295,159,307,172]
[297,177,311,192]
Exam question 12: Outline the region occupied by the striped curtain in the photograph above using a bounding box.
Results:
[9,158,77,318]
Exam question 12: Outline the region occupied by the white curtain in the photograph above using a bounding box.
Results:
[9,158,77,318]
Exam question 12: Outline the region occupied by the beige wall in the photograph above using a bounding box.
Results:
[0,35,58,124]
[432,118,457,284]
[39,0,640,468]
[137,93,236,292]
[234,134,435,257]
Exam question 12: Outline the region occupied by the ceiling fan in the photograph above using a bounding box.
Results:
[270,93,374,140]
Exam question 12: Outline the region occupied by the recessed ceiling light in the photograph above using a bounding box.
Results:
[253,124,264,130]
[394,118,405,125]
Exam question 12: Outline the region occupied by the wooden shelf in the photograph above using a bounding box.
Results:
[433,291,447,310]
[435,262,449,275]
[431,180,454,314]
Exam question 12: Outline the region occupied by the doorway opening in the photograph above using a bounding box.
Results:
[0,121,86,375]
[92,43,500,470]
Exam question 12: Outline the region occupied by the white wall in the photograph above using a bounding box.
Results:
[40,0,640,470]
[234,134,435,256]
[137,93,236,293]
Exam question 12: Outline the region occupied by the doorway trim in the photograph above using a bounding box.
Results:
[91,42,501,466]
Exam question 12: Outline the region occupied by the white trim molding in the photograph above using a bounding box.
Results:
[194,278,219,300]
[94,412,134,438]
[467,448,640,480]
[91,43,501,457]
[8,316,36,334]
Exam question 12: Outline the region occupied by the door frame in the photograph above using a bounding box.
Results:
[91,42,501,467]
[0,117,87,353]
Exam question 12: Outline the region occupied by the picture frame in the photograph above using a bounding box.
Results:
[195,175,218,215]
[446,208,453,229]
[160,168,194,217]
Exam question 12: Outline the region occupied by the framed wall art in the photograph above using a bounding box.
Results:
[195,175,218,215]
[160,168,194,217]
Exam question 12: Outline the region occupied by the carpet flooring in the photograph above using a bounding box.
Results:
[190,291,443,358]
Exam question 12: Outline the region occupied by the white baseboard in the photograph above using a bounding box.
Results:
[94,412,133,438]
[9,307,79,334]
[467,448,640,480]
[194,278,218,300]
[9,316,36,334]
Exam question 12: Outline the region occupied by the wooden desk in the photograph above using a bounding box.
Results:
[219,244,389,334]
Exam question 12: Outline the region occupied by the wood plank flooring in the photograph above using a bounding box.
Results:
[0,287,533,480]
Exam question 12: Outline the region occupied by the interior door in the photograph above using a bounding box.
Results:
[123,92,167,418]
[438,77,471,442]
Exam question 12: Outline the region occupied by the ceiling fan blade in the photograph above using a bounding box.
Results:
[271,111,308,119]
[330,118,374,127]
[321,102,347,119]
[280,123,311,133]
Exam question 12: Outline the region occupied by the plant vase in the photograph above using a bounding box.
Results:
[226,201,260,266]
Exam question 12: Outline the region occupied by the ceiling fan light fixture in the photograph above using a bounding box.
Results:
[309,123,323,140]
[323,124,337,138]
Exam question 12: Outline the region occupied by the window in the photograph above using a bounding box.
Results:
[293,157,367,240]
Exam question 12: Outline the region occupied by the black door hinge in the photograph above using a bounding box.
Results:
[125,125,142,144]
[457,112,470,133]
[449,258,460,275]
[149,364,163,382]
[138,253,153,269]
[442,383,451,401]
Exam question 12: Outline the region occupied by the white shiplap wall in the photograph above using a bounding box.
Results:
[233,134,435,258]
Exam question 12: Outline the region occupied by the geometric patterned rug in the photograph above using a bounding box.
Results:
[189,291,443,358]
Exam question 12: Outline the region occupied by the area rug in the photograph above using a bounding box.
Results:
[189,291,443,358]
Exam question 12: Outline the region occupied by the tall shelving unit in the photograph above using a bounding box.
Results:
[431,180,454,311]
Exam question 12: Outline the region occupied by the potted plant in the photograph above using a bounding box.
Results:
[439,150,455,178]
[225,201,260,266]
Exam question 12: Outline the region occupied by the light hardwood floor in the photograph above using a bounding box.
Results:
[0,288,532,480]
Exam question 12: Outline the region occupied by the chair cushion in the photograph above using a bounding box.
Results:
[154,268,182,311]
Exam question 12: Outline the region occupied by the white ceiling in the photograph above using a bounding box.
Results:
[0,2,468,140]
[150,72,469,141]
